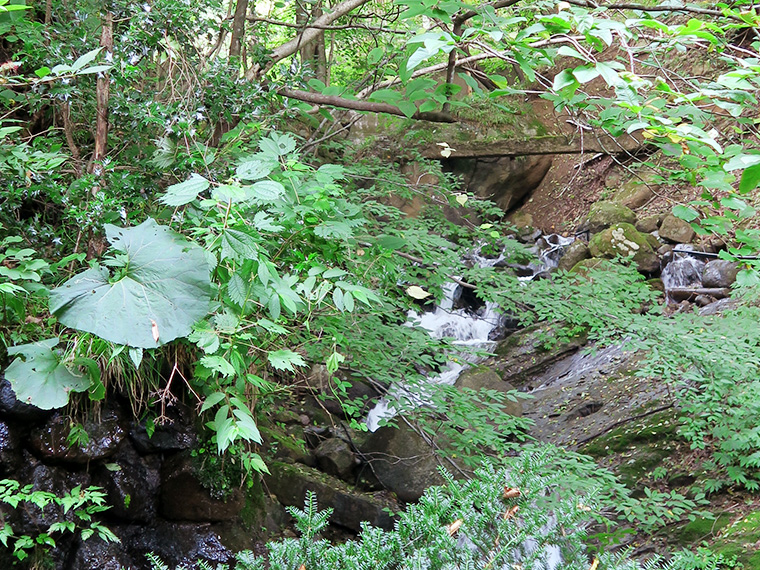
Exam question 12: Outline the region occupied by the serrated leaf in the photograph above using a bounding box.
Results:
[200,355,236,377]
[227,272,248,305]
[221,229,259,261]
[268,349,307,372]
[250,180,285,201]
[50,219,212,348]
[5,338,90,409]
[236,158,275,181]
[406,285,431,299]
[160,174,210,206]
[212,184,249,203]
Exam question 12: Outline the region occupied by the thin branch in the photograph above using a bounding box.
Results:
[247,15,408,33]
[565,0,742,21]
[278,87,457,122]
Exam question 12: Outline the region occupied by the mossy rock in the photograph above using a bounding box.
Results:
[557,240,590,272]
[586,201,637,234]
[588,223,659,273]
[711,511,760,568]
[455,366,523,417]
[676,513,732,545]
[582,410,678,458]
[647,278,665,294]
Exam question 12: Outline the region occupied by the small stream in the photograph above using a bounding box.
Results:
[365,235,573,431]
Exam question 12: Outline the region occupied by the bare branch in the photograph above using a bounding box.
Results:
[247,15,409,33]
[278,87,457,122]
[564,0,741,21]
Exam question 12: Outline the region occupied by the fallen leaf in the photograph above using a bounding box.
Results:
[406,285,431,299]
[502,505,519,520]
[502,486,521,500]
[446,519,463,536]
[151,319,160,343]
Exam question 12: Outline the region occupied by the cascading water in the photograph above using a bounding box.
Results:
[661,245,706,302]
[365,235,574,431]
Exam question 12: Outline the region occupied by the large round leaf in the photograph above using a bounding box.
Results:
[5,338,90,409]
[50,218,212,348]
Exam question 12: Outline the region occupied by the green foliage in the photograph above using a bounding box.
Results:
[0,479,117,562]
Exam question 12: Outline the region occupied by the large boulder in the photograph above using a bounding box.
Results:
[588,223,660,273]
[569,257,616,277]
[359,423,445,503]
[702,259,740,288]
[585,201,636,234]
[265,461,396,531]
[494,323,586,387]
[557,240,590,271]
[314,437,358,481]
[635,214,663,234]
[455,366,523,417]
[29,409,124,464]
[658,214,696,244]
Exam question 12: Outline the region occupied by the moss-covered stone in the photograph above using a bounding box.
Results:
[557,240,590,271]
[612,180,655,209]
[569,257,615,277]
[676,513,732,545]
[586,201,637,234]
[455,366,523,417]
[712,511,760,568]
[588,223,659,273]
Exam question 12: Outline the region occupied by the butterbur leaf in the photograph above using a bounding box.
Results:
[50,219,212,348]
[5,338,90,409]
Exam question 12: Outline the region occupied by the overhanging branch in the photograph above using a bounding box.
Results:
[278,88,456,122]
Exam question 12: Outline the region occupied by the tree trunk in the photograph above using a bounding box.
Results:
[89,10,112,182]
[229,0,249,58]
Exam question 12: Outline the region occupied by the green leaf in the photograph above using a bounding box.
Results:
[50,219,212,348]
[672,205,699,222]
[368,47,384,64]
[268,349,307,372]
[739,164,760,194]
[128,347,143,370]
[376,235,407,250]
[71,48,102,72]
[236,158,275,181]
[5,338,90,409]
[250,180,285,201]
[552,69,577,92]
[221,229,259,261]
[160,174,210,206]
[200,355,236,377]
[397,100,418,119]
[572,65,600,84]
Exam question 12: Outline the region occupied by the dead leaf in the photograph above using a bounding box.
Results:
[446,519,463,536]
[151,319,160,343]
[502,505,519,520]
[502,486,521,500]
[406,285,431,299]
[589,558,599,570]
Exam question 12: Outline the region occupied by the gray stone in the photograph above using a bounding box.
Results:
[636,214,663,234]
[557,240,590,271]
[585,201,636,234]
[612,180,655,209]
[702,259,740,288]
[359,423,445,503]
[160,453,244,522]
[309,365,380,419]
[129,403,196,453]
[658,214,696,244]
[0,376,51,421]
[0,421,21,476]
[455,366,523,417]
[315,437,357,481]
[265,461,396,531]
[30,410,124,464]
[588,223,660,273]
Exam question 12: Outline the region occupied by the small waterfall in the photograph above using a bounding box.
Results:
[661,245,705,303]
[365,235,574,431]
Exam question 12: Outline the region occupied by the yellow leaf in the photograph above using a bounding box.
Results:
[455,194,468,206]
[406,285,431,299]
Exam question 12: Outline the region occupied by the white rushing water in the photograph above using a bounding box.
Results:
[365,236,574,432]
[661,245,705,302]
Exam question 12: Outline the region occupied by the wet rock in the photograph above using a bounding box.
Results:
[645,233,660,250]
[69,534,130,570]
[455,366,522,417]
[265,461,396,531]
[557,240,590,272]
[584,201,636,234]
[0,421,21,476]
[159,453,244,522]
[315,437,357,481]
[612,180,655,209]
[93,442,160,523]
[0,375,51,421]
[636,214,663,234]
[699,297,741,316]
[494,323,586,387]
[658,214,696,244]
[702,259,740,288]
[29,410,124,464]
[588,223,660,273]
[129,403,196,453]
[359,423,445,503]
[117,521,234,569]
